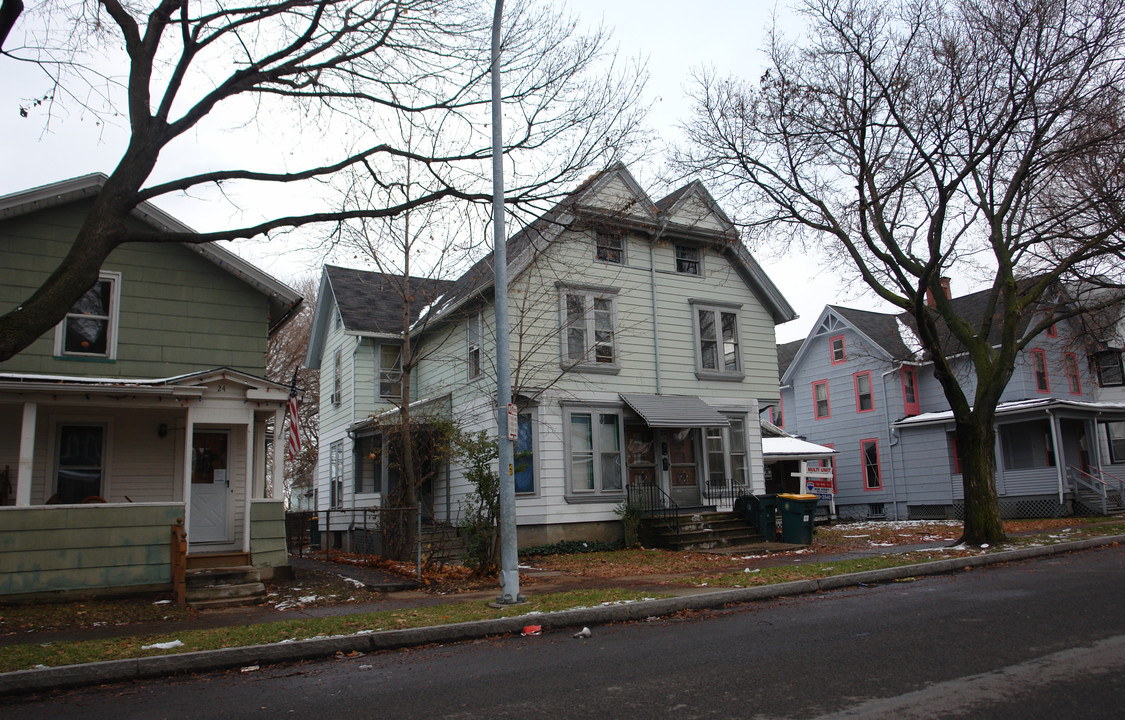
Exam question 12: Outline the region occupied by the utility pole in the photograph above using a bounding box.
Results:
[491,0,522,605]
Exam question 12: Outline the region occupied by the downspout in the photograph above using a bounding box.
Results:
[880,367,900,519]
[647,218,671,395]
[1047,408,1065,506]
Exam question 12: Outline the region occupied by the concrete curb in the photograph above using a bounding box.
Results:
[3,534,1121,697]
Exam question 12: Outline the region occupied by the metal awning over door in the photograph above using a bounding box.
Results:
[620,393,731,428]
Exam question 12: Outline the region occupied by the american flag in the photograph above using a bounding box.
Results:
[286,370,301,461]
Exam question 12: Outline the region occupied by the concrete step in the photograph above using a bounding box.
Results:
[185,565,266,609]
[185,565,261,588]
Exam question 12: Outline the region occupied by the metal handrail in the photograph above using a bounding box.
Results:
[1067,466,1108,515]
[701,479,751,509]
[626,482,681,546]
[1081,466,1125,509]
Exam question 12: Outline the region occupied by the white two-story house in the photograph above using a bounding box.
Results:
[306,163,797,546]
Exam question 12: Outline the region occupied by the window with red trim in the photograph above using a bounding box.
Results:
[1031,348,1049,392]
[1044,312,1057,337]
[902,367,920,416]
[949,432,962,474]
[1065,353,1081,395]
[861,438,881,489]
[854,371,874,412]
[813,380,831,419]
[830,335,846,364]
[773,395,785,428]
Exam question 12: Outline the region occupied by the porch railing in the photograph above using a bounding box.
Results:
[1067,466,1125,515]
[702,479,752,510]
[626,482,680,546]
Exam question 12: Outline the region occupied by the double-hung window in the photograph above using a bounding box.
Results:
[1064,352,1082,395]
[515,410,537,494]
[703,415,749,494]
[675,244,701,275]
[595,233,624,264]
[467,313,482,380]
[560,286,618,370]
[566,408,624,498]
[332,349,342,407]
[379,344,402,399]
[813,380,831,419]
[55,271,121,359]
[1031,348,1050,392]
[854,371,874,412]
[693,301,743,379]
[861,438,881,490]
[329,441,344,508]
[1095,350,1124,387]
[829,335,846,364]
[902,367,920,416]
[55,424,106,504]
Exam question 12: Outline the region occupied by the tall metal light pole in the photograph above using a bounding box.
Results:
[491,0,521,605]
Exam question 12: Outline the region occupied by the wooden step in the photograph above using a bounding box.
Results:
[187,551,250,570]
[185,565,266,609]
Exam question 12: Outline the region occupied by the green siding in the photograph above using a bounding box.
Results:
[1,199,271,378]
[250,500,288,569]
[0,504,184,596]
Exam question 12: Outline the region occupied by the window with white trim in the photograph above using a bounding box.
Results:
[467,313,482,380]
[379,344,402,399]
[694,305,742,375]
[55,271,121,359]
[355,433,381,494]
[702,415,750,494]
[566,408,624,497]
[515,410,537,494]
[332,349,342,407]
[595,232,624,264]
[1106,422,1125,464]
[55,424,106,503]
[675,244,701,275]
[329,441,344,508]
[561,288,618,369]
[1095,350,1123,387]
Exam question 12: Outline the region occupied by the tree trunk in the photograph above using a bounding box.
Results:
[956,417,1006,546]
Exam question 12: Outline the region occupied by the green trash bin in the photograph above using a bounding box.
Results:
[742,494,778,541]
[777,493,818,544]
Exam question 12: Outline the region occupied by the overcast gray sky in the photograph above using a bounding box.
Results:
[0,0,899,343]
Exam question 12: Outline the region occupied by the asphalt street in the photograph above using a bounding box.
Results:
[5,544,1124,719]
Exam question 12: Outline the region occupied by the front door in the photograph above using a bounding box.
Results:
[190,431,231,543]
[668,428,701,507]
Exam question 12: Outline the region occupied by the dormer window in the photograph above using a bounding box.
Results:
[675,245,700,275]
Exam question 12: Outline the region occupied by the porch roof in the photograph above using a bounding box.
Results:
[762,436,838,460]
[894,398,1125,428]
[620,393,730,428]
[0,367,287,398]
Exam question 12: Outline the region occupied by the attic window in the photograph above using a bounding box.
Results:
[55,271,121,360]
[829,335,846,364]
[675,245,700,275]
[595,233,624,264]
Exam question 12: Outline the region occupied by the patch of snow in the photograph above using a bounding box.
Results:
[338,575,365,588]
[152,600,172,605]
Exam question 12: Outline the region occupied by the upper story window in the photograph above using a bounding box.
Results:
[854,371,874,412]
[693,302,743,379]
[771,396,785,428]
[675,244,701,275]
[829,335,846,365]
[1031,348,1050,393]
[332,349,343,407]
[595,233,624,264]
[379,344,402,399]
[467,313,482,380]
[334,306,342,330]
[1044,312,1057,337]
[1095,350,1124,387]
[902,367,920,416]
[560,286,618,370]
[813,380,831,420]
[55,271,121,360]
[1064,353,1082,395]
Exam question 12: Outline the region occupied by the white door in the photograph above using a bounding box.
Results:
[190,431,231,543]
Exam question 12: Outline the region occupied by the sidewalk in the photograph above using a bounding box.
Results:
[2,532,1122,696]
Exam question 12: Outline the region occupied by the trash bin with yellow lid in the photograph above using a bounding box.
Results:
[777,493,818,544]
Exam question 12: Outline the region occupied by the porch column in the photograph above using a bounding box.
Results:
[16,402,36,506]
[244,422,253,554]
[272,406,284,501]
[183,406,194,541]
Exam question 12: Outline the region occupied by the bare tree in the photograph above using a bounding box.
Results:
[674,0,1125,544]
[267,275,320,508]
[0,0,649,361]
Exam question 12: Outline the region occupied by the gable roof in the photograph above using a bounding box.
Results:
[326,265,455,336]
[0,174,303,334]
[776,339,804,380]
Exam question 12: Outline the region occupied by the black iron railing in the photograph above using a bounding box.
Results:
[701,479,751,509]
[626,482,681,545]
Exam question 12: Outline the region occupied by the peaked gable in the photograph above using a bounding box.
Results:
[656,180,736,237]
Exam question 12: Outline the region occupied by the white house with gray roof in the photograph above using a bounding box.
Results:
[305,163,797,547]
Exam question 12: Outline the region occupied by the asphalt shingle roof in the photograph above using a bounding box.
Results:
[325,265,456,335]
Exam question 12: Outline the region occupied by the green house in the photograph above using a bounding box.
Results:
[0,175,302,600]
